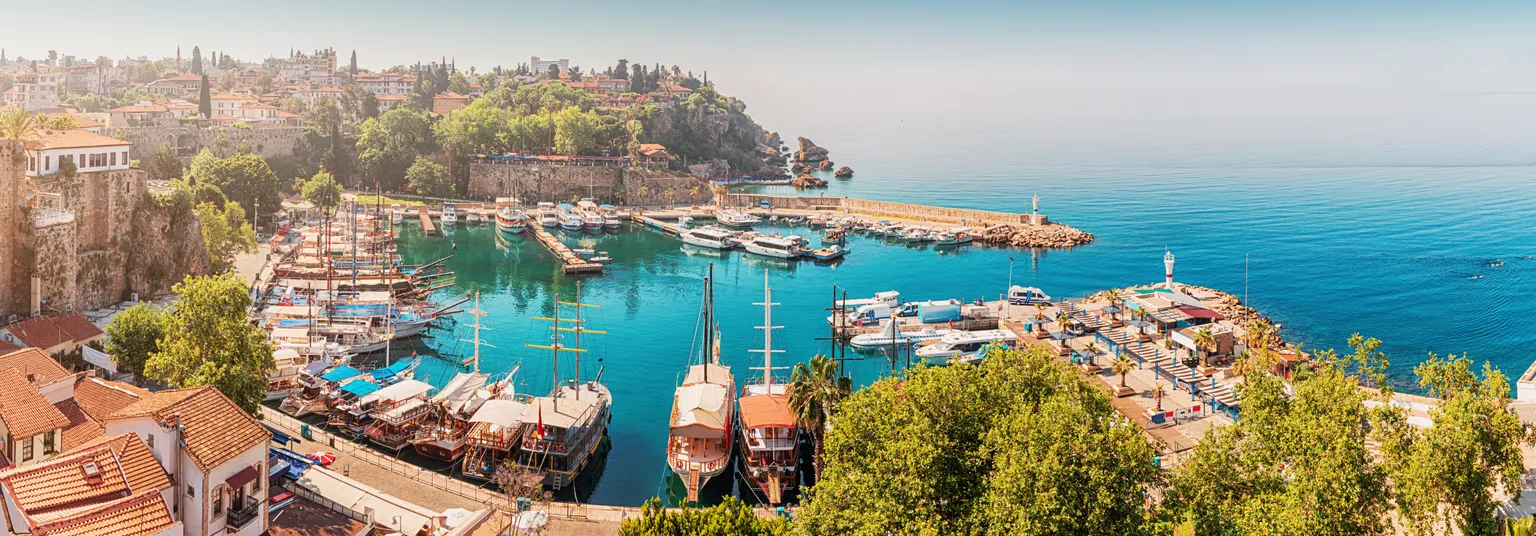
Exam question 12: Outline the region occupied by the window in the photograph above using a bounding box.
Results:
[21,440,32,462]
[28,156,34,171]
[110,152,116,166]
[145,433,153,450]
[42,431,54,454]
[187,484,195,497]
[212,487,223,514]
[122,151,128,164]
[44,156,50,171]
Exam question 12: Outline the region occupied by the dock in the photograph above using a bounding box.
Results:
[530,227,604,274]
[632,212,683,237]
[418,207,437,236]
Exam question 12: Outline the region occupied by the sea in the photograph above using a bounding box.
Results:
[379,89,1536,506]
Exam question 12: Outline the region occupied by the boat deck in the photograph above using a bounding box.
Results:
[632,212,683,237]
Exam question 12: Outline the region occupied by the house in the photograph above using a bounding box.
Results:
[105,388,270,536]
[143,73,203,98]
[0,368,72,467]
[109,104,173,127]
[277,49,337,87]
[56,376,151,452]
[63,65,116,95]
[210,94,259,118]
[634,143,674,167]
[2,72,62,112]
[294,86,343,109]
[354,72,416,96]
[431,92,470,115]
[0,433,179,536]
[651,85,695,100]
[0,313,107,355]
[375,93,407,113]
[530,56,569,75]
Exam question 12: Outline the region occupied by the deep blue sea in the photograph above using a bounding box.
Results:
[382,90,1536,506]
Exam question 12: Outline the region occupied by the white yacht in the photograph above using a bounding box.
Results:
[849,320,953,349]
[680,226,739,250]
[716,209,761,228]
[441,203,458,226]
[600,204,622,230]
[390,209,404,226]
[915,329,1019,366]
[537,202,559,228]
[743,235,807,259]
[557,204,584,231]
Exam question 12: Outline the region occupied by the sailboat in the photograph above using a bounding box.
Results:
[666,264,736,503]
[736,270,801,505]
[412,291,499,462]
[510,282,613,490]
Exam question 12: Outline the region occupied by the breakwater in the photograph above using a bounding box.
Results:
[727,193,1094,249]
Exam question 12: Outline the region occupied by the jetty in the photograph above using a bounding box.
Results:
[632,212,683,237]
[418,207,437,236]
[530,227,603,274]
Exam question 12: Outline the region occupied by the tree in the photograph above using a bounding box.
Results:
[0,108,45,149]
[349,50,357,75]
[103,303,168,377]
[786,354,851,478]
[191,46,202,74]
[798,345,1162,535]
[339,84,379,123]
[277,97,306,115]
[195,201,257,272]
[447,72,472,95]
[46,115,79,131]
[144,273,276,414]
[1111,352,1135,388]
[546,63,559,79]
[357,109,433,189]
[405,157,454,198]
[300,171,343,209]
[433,103,509,160]
[1192,327,1217,368]
[619,497,790,536]
[308,97,343,135]
[614,59,629,80]
[193,153,282,222]
[552,107,598,155]
[198,74,211,118]
[146,143,182,181]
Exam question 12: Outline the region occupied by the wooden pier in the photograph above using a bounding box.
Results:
[418,207,437,236]
[632,212,683,237]
[530,227,604,274]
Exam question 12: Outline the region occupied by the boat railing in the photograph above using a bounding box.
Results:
[746,437,797,451]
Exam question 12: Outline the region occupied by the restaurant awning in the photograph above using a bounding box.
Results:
[226,465,260,489]
[1177,306,1223,320]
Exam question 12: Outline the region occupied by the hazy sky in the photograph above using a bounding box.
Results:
[6,0,1534,131]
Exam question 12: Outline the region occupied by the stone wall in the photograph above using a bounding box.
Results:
[32,220,79,314]
[107,124,304,160]
[0,143,21,315]
[467,163,713,206]
[35,169,145,252]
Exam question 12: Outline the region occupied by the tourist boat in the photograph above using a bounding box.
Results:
[460,394,532,481]
[810,244,848,262]
[412,293,503,462]
[743,235,808,259]
[667,265,736,502]
[280,363,365,417]
[576,199,605,232]
[509,282,613,490]
[737,270,800,505]
[600,204,622,230]
[442,203,458,226]
[848,319,953,349]
[537,202,559,228]
[362,379,436,451]
[557,204,584,231]
[680,226,739,250]
[496,204,529,236]
[915,329,1019,366]
[390,209,404,226]
[933,231,973,246]
[715,209,761,228]
[267,348,319,402]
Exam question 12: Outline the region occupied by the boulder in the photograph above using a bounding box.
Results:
[795,136,830,162]
[818,160,833,171]
[834,166,854,178]
[791,173,827,188]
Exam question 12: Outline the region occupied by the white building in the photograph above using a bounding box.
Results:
[23,130,132,178]
[294,86,343,108]
[278,49,337,86]
[210,94,259,117]
[530,56,569,75]
[375,93,407,113]
[355,72,416,96]
[2,72,61,111]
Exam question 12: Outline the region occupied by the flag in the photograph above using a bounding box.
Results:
[535,404,545,439]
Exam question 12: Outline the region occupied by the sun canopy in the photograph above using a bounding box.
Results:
[671,383,730,437]
[521,396,595,430]
[340,380,380,397]
[432,372,490,412]
[738,393,795,430]
[371,358,417,380]
[470,399,528,427]
[376,398,428,423]
[682,363,733,386]
[359,379,432,405]
[1177,306,1223,320]
[320,366,364,383]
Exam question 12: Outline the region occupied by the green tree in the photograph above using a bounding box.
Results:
[349,50,357,75]
[146,143,182,181]
[308,97,343,136]
[103,303,168,377]
[194,201,257,272]
[144,273,276,414]
[45,115,79,131]
[191,46,202,74]
[798,345,1162,535]
[553,107,598,155]
[786,354,851,478]
[300,171,343,209]
[194,153,281,221]
[447,72,472,95]
[339,84,380,123]
[619,497,791,536]
[198,74,211,118]
[357,109,433,188]
[434,103,509,159]
[405,157,454,198]
[0,108,45,149]
[277,97,307,115]
[1111,352,1135,388]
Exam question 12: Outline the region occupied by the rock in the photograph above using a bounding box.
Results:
[792,173,827,188]
[978,223,1094,249]
[795,136,830,162]
[834,166,854,178]
[818,160,833,171]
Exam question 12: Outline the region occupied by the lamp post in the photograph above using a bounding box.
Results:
[1006,256,1016,294]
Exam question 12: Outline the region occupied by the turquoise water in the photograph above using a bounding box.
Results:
[385,91,1536,506]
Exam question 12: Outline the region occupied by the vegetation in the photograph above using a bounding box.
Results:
[786,354,851,477]
[145,143,183,181]
[142,273,276,414]
[405,157,454,198]
[1,108,45,148]
[103,303,168,377]
[619,498,790,536]
[194,200,257,272]
[188,151,282,220]
[300,171,343,208]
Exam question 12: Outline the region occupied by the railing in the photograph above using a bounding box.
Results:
[33,208,75,228]
[227,497,261,529]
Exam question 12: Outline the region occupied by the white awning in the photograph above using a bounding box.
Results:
[671,383,730,436]
[431,373,490,412]
[682,363,733,386]
[82,346,117,374]
[359,379,432,405]
[294,467,437,535]
[469,399,528,427]
[520,396,594,430]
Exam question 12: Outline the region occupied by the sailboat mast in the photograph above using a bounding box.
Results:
[573,281,583,399]
[551,293,561,397]
[471,291,482,373]
[703,263,713,382]
[751,269,781,388]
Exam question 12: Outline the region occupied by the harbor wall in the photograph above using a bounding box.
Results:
[0,143,20,315]
[729,194,1045,226]
[107,125,304,160]
[467,163,712,206]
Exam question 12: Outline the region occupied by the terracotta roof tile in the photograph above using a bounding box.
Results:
[73,378,147,422]
[56,400,105,451]
[30,490,177,536]
[26,130,132,151]
[0,348,72,384]
[0,444,129,512]
[107,388,266,471]
[0,369,71,437]
[54,313,104,343]
[65,434,169,494]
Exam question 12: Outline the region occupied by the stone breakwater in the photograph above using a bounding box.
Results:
[980,223,1095,249]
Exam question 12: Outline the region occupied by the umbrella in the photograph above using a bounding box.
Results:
[306,451,336,466]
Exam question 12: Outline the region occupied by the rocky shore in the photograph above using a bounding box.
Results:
[1105,283,1269,327]
[979,223,1095,249]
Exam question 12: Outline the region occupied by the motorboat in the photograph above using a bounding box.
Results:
[465,212,483,225]
[678,215,695,228]
[589,252,613,263]
[743,234,808,259]
[810,244,848,262]
[849,319,953,349]
[737,270,799,505]
[667,266,736,502]
[362,379,436,451]
[537,202,559,228]
[557,204,584,231]
[600,204,622,230]
[680,226,739,250]
[933,231,973,246]
[495,199,529,235]
[915,329,1019,366]
[442,203,458,226]
[715,209,761,228]
[390,209,404,226]
[577,199,605,232]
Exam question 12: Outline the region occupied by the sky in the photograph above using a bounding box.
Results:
[5,0,1535,132]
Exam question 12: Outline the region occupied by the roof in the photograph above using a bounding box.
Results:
[0,444,130,512]
[339,381,380,397]
[521,396,594,430]
[72,377,148,421]
[469,399,527,427]
[635,143,670,157]
[163,72,202,82]
[25,130,132,151]
[106,387,267,472]
[0,347,72,384]
[357,379,431,405]
[0,368,72,437]
[319,365,363,383]
[671,383,730,436]
[434,92,469,100]
[375,94,406,101]
[738,393,795,430]
[211,94,257,101]
[65,434,170,494]
[55,400,105,450]
[30,490,176,536]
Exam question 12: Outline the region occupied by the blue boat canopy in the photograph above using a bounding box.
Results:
[319,366,363,383]
[599,204,615,209]
[371,358,416,380]
[262,423,297,446]
[269,447,315,479]
[341,381,381,397]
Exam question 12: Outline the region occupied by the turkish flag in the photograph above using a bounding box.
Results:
[535,404,545,439]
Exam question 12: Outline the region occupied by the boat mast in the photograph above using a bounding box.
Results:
[750,269,783,388]
[703,263,713,381]
[555,282,603,399]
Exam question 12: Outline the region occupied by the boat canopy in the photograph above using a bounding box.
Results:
[469,399,528,427]
[371,358,417,380]
[376,398,428,424]
[738,393,795,430]
[302,360,332,376]
[359,379,432,405]
[321,366,365,383]
[431,372,491,412]
[683,363,733,386]
[520,396,594,430]
[671,383,730,437]
[340,380,381,397]
[273,348,303,364]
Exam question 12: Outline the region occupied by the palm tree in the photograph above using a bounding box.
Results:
[688,186,700,204]
[787,354,852,478]
[1055,311,1074,335]
[1033,302,1047,321]
[1111,353,1136,388]
[1104,289,1122,321]
[0,108,45,149]
[1192,327,1217,368]
[637,185,650,206]
[1083,341,1100,367]
[1153,381,1167,412]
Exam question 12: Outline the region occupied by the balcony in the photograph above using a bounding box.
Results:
[33,208,75,229]
[226,496,261,530]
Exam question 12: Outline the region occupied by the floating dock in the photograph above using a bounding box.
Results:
[418,207,437,236]
[632,212,683,237]
[530,227,604,274]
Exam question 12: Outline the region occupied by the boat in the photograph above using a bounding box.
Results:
[915,329,1019,366]
[903,228,932,243]
[933,231,973,246]
[496,198,528,235]
[678,215,695,228]
[743,234,808,259]
[810,244,848,262]
[280,363,364,417]
[557,204,584,231]
[680,226,739,250]
[362,379,436,451]
[589,252,613,263]
[848,319,953,349]
[577,199,605,232]
[465,212,483,225]
[537,202,559,228]
[736,270,800,505]
[390,209,404,226]
[600,204,622,230]
[715,209,761,228]
[667,265,736,503]
[412,293,506,463]
[442,203,458,226]
[460,394,532,481]
[509,282,613,490]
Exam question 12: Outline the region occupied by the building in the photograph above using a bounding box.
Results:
[143,73,203,98]
[530,56,569,75]
[563,76,630,100]
[2,72,61,112]
[108,99,198,128]
[104,387,270,536]
[354,72,416,96]
[230,67,265,91]
[0,313,104,356]
[210,94,259,117]
[63,65,117,95]
[21,130,132,178]
[0,433,180,536]
[431,92,470,115]
[375,93,407,113]
[294,86,343,109]
[634,143,674,167]
[0,368,72,467]
[278,49,337,87]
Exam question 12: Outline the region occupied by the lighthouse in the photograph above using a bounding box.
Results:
[1163,249,1176,289]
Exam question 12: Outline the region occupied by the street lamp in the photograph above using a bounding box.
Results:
[1006,256,1016,293]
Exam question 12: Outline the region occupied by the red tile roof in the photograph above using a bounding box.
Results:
[25,130,132,151]
[0,369,72,438]
[56,400,105,451]
[30,490,177,536]
[0,444,129,512]
[0,348,71,384]
[108,387,267,471]
[65,434,169,495]
[73,378,147,422]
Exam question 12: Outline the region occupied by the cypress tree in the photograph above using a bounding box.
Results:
[191,46,202,74]
[349,50,357,74]
[198,75,211,118]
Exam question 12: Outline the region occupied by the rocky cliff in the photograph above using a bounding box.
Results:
[794,137,830,163]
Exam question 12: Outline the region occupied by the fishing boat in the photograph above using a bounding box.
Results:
[680,226,739,250]
[600,204,622,230]
[915,329,1019,366]
[442,203,458,226]
[496,201,529,235]
[362,379,435,451]
[736,270,800,505]
[715,209,761,228]
[849,319,953,349]
[510,282,613,490]
[667,265,736,502]
[933,231,973,246]
[557,204,584,231]
[537,202,559,228]
[810,244,848,262]
[743,234,807,259]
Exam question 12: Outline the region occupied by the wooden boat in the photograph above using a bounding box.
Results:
[280,363,363,417]
[413,293,507,463]
[667,265,736,502]
[736,270,801,505]
[509,282,613,490]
